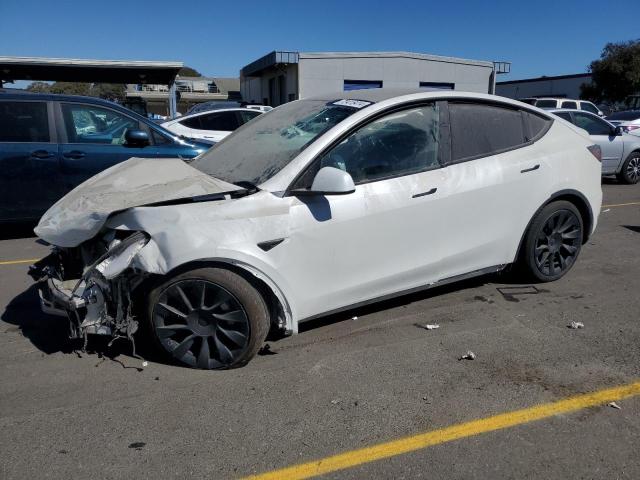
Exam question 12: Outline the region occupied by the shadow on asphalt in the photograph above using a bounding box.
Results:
[0,221,37,241]
[622,225,640,234]
[3,270,535,365]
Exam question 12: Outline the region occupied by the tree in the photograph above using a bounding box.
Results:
[178,66,202,77]
[25,81,126,102]
[582,39,640,102]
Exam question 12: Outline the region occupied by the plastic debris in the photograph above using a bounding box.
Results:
[142,361,148,367]
[352,316,358,321]
[424,324,440,330]
[568,321,584,329]
[330,399,341,405]
[608,402,621,410]
[459,351,476,361]
[602,209,610,213]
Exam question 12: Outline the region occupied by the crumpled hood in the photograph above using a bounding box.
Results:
[35,157,241,247]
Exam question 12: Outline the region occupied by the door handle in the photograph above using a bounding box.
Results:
[412,187,438,198]
[30,150,55,159]
[521,164,540,173]
[63,151,86,159]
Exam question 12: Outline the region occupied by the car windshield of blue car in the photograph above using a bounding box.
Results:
[190,100,361,185]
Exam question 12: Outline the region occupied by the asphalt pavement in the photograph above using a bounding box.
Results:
[1,182,639,479]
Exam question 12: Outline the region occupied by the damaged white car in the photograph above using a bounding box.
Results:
[32,90,602,369]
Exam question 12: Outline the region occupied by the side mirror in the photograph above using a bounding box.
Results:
[124,129,150,147]
[613,126,624,136]
[292,167,356,196]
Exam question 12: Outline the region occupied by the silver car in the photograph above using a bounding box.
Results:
[551,109,640,184]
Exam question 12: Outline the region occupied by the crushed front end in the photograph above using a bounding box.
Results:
[30,231,150,345]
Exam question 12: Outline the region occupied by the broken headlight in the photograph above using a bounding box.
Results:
[94,232,149,280]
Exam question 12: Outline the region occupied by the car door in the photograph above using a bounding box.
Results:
[277,103,450,320]
[57,102,154,191]
[0,99,64,221]
[572,111,624,173]
[434,101,552,279]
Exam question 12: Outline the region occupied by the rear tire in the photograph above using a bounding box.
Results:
[520,201,583,282]
[147,268,269,369]
[617,152,640,184]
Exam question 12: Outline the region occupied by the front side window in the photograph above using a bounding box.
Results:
[561,101,578,109]
[295,104,442,187]
[580,102,599,114]
[449,102,526,162]
[573,112,612,136]
[0,101,49,142]
[237,110,261,125]
[535,99,558,108]
[61,104,139,144]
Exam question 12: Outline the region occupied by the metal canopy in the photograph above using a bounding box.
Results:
[0,56,183,84]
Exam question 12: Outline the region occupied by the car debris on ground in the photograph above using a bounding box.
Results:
[568,321,585,329]
[459,351,476,360]
[608,402,621,410]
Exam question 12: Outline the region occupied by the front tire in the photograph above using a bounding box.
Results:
[617,152,640,184]
[147,268,269,369]
[520,201,583,282]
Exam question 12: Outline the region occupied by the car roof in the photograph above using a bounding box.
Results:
[0,90,126,108]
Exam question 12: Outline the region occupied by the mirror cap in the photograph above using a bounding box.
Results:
[311,166,356,194]
[125,129,150,146]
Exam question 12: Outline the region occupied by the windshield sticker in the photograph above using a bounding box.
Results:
[330,99,374,109]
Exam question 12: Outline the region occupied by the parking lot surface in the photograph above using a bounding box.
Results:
[1,183,639,479]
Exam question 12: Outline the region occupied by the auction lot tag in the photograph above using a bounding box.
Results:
[330,99,374,109]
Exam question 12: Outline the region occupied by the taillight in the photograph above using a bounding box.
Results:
[587,144,602,162]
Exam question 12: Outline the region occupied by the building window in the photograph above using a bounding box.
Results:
[419,82,454,90]
[344,80,383,91]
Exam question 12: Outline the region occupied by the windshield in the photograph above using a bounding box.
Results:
[190,100,361,185]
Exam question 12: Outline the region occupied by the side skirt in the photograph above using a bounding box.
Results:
[298,264,507,325]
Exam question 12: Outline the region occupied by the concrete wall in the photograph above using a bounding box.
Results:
[496,75,592,100]
[241,65,298,106]
[297,55,494,98]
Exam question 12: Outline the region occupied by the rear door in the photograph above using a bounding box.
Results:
[435,101,553,278]
[0,99,63,221]
[57,102,153,191]
[572,111,623,173]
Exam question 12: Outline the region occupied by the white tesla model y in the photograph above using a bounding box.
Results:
[33,90,602,369]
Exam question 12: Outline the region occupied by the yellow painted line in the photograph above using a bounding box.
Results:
[602,201,640,208]
[0,258,41,266]
[242,381,640,480]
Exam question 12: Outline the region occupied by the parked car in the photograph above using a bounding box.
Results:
[551,109,640,184]
[161,108,263,142]
[606,110,640,136]
[32,90,602,369]
[0,92,212,222]
[535,98,604,116]
[186,101,272,116]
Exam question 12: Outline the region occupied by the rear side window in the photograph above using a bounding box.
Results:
[535,99,557,108]
[524,111,553,139]
[449,102,526,162]
[180,117,202,129]
[0,101,49,142]
[198,111,240,131]
[561,101,577,109]
[580,102,599,114]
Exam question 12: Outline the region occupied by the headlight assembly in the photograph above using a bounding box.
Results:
[94,232,149,280]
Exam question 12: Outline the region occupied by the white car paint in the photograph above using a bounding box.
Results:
[161,108,262,142]
[36,90,603,337]
[535,98,603,116]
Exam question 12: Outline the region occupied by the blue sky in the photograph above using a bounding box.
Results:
[1,0,637,81]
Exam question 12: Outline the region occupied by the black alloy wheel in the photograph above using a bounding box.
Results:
[148,268,269,369]
[522,201,584,282]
